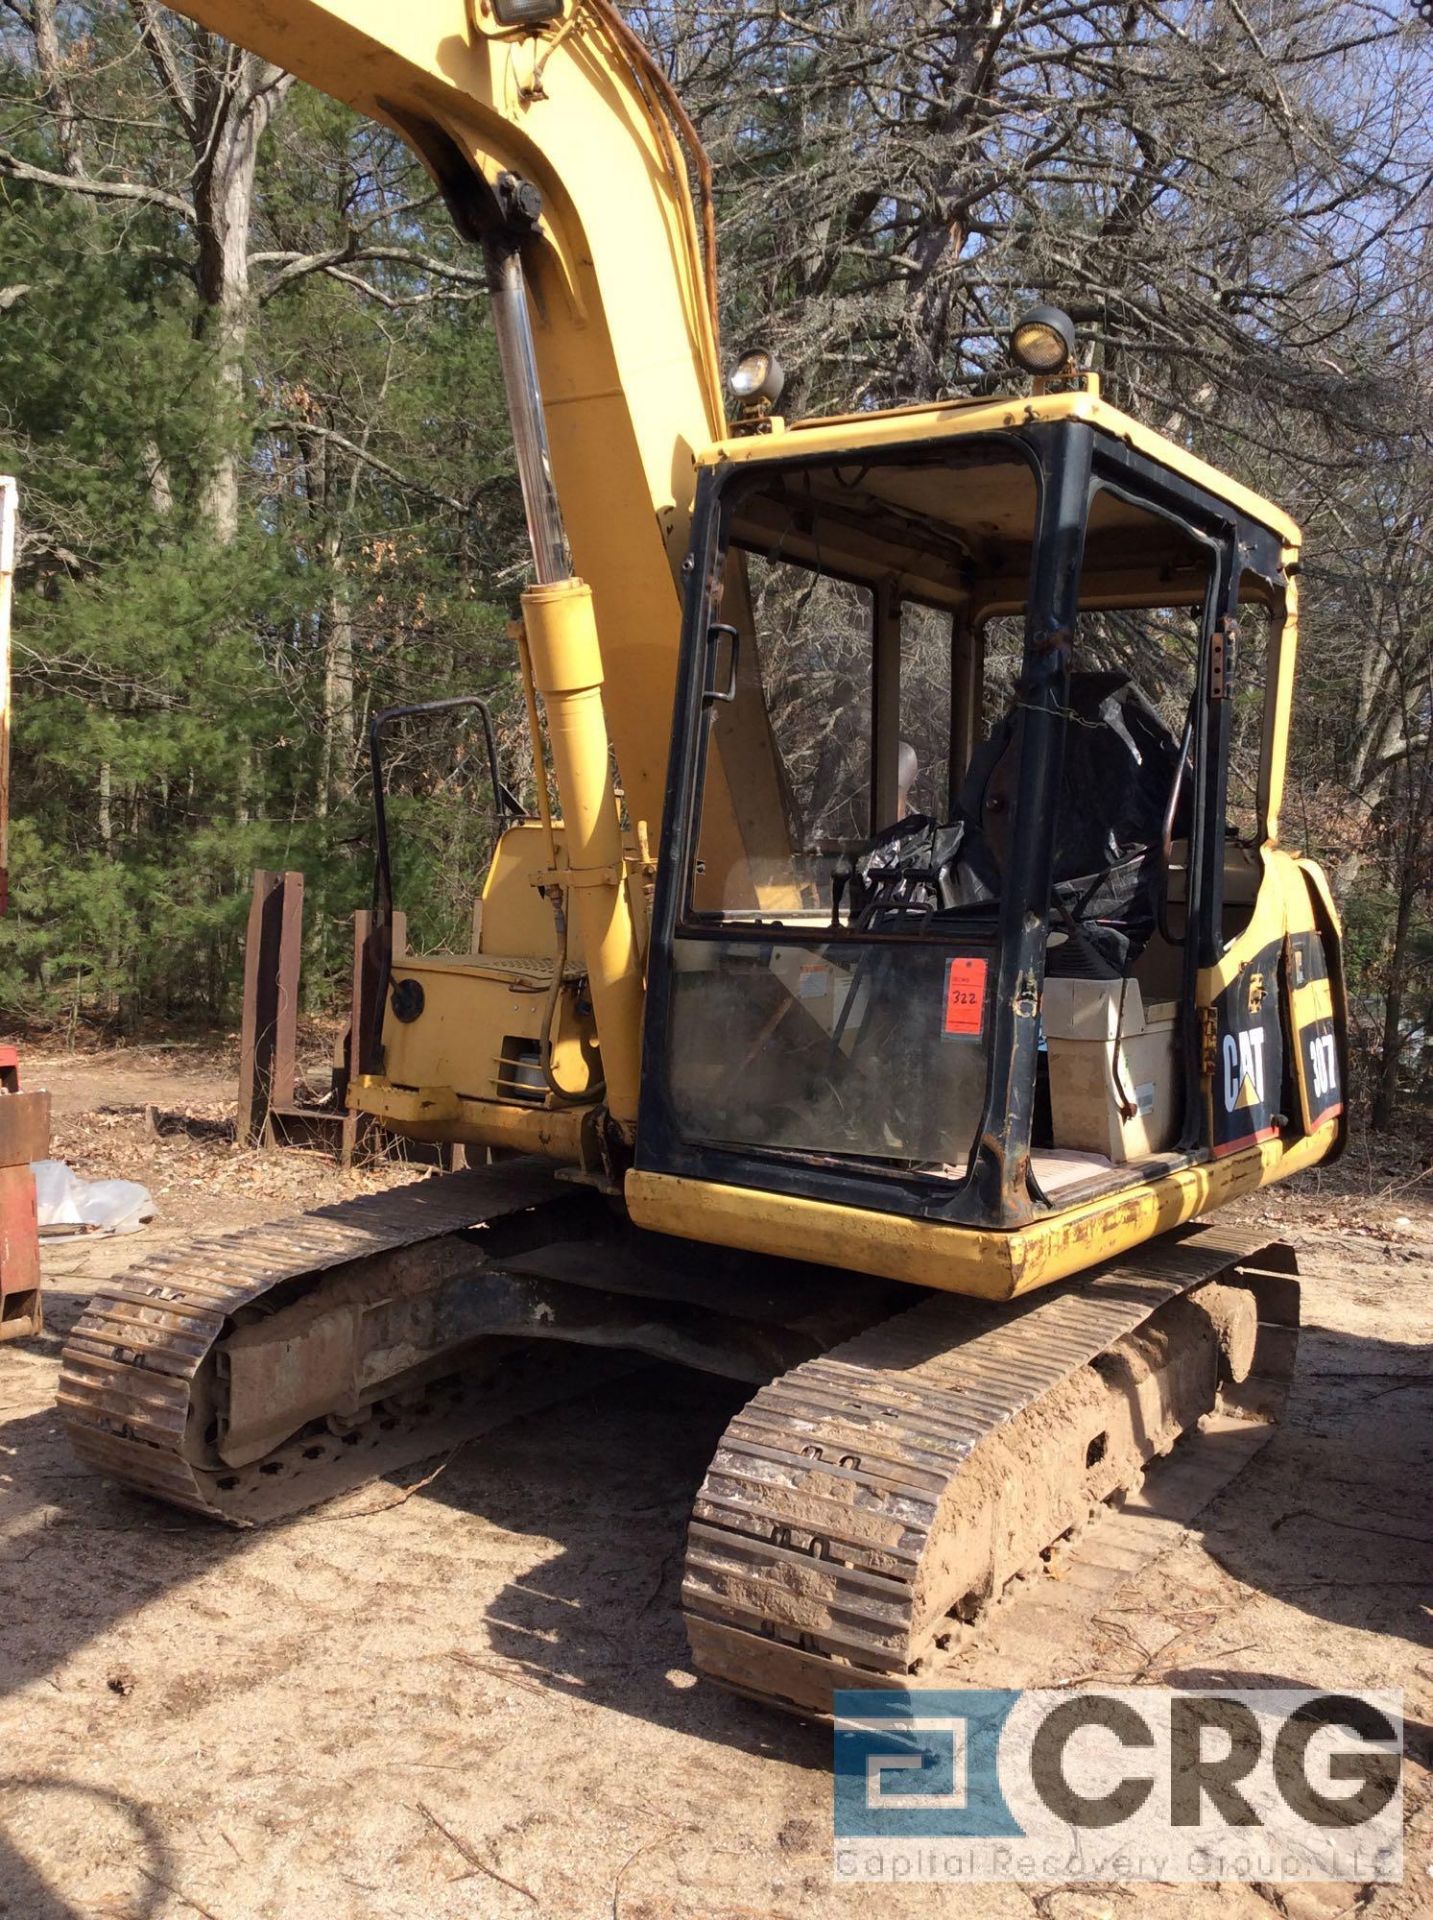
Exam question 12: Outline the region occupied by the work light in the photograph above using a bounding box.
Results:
[492,0,565,26]
[1010,305,1077,376]
[728,348,786,412]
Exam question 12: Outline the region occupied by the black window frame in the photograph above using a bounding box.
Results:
[636,419,1289,1233]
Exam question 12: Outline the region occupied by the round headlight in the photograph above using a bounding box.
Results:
[1010,305,1077,376]
[728,348,786,410]
[492,0,565,25]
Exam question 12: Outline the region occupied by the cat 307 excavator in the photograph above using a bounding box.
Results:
[59,0,1346,1714]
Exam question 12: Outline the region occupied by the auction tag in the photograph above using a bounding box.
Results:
[798,962,830,1000]
[943,956,987,1038]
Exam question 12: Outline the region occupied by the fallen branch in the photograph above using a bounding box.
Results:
[303,1442,472,1522]
[609,1832,675,1920]
[449,1649,553,1701]
[415,1803,538,1904]
[1270,1509,1433,1546]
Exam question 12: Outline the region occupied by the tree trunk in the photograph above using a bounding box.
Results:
[1372,874,1417,1130]
[141,439,175,517]
[322,582,357,814]
[97,759,121,1015]
[31,0,84,174]
[190,46,294,543]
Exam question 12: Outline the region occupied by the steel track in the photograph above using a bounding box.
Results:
[681,1225,1298,1715]
[59,1175,1298,1721]
[57,1163,602,1524]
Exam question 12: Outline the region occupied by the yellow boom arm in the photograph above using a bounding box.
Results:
[178,0,724,838]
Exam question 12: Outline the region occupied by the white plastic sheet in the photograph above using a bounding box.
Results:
[33,1159,154,1237]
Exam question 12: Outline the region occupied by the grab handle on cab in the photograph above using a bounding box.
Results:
[704,623,741,704]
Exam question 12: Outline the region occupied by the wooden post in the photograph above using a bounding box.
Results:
[237,870,305,1148]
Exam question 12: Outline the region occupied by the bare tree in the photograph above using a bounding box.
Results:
[2,9,292,535]
[633,1,1431,442]
[0,6,490,540]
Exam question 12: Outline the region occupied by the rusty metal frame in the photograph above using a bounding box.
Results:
[0,1046,49,1342]
[236,872,378,1166]
[236,874,456,1169]
[236,870,306,1149]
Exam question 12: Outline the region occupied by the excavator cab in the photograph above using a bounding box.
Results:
[632,399,1347,1287]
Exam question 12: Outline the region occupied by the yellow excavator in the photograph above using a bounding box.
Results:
[59,0,1346,1714]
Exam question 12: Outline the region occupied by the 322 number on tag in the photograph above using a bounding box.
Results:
[943,957,987,1038]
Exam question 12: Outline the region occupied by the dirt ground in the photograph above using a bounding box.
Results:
[1,1044,1429,1920]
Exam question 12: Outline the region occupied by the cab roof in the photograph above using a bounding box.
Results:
[700,381,1301,555]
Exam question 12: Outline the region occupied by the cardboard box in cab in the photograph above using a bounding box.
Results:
[1043,978,1179,1163]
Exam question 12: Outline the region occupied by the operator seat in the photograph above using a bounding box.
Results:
[956,669,1186,976]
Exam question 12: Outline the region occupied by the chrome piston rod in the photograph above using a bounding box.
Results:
[486,240,571,585]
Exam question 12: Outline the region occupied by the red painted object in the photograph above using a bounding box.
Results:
[0,1050,48,1342]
